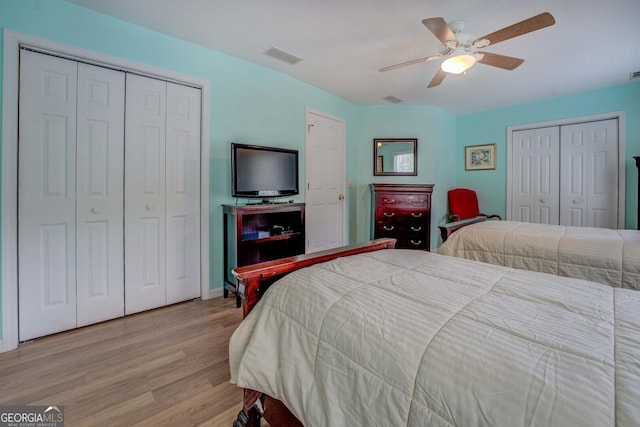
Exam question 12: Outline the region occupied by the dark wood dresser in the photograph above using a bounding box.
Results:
[371,183,434,250]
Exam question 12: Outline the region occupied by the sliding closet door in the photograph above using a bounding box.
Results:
[76,63,125,326]
[18,50,78,341]
[125,74,167,314]
[510,127,560,224]
[165,82,201,304]
[560,119,619,228]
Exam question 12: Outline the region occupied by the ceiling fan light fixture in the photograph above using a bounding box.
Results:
[441,53,476,74]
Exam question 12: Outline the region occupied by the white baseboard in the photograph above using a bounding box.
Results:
[207,287,225,299]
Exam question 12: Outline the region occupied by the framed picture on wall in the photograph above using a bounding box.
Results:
[465,143,496,171]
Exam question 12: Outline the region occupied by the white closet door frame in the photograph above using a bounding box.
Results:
[507,111,626,227]
[1,29,211,352]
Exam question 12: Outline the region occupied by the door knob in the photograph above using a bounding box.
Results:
[146,204,154,211]
[338,194,345,200]
[91,207,102,214]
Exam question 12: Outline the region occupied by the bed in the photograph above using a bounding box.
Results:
[229,239,640,426]
[438,220,640,290]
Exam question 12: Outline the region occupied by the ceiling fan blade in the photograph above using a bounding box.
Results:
[472,12,555,47]
[422,17,457,45]
[476,52,524,70]
[378,55,441,72]
[427,69,447,88]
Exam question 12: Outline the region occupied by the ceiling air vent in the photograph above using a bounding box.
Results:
[630,71,640,81]
[263,47,302,65]
[383,95,404,104]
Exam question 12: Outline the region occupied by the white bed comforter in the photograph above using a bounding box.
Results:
[438,221,640,289]
[229,250,640,427]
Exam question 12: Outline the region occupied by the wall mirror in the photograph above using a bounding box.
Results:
[373,138,417,176]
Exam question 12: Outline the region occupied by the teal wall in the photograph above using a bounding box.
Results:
[356,106,457,243]
[456,83,640,228]
[1,0,638,341]
[0,0,363,338]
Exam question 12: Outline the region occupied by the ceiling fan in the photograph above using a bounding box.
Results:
[379,12,555,88]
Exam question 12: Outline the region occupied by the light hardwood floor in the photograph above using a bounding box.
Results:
[0,297,245,426]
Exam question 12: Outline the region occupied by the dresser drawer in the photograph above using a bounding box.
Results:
[396,235,428,249]
[375,193,430,209]
[374,216,426,233]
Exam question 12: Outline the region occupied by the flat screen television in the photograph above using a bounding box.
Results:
[231,143,299,201]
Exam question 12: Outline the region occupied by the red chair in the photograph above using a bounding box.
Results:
[447,188,501,222]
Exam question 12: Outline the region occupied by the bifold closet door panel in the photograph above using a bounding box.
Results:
[76,63,126,327]
[18,50,78,341]
[125,74,167,315]
[165,82,201,304]
[560,119,619,228]
[510,127,560,225]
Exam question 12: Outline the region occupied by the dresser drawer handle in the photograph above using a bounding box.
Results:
[410,240,422,246]
[383,198,395,204]
[411,226,422,231]
[411,212,423,218]
[383,225,395,231]
[383,212,395,217]
[410,199,425,205]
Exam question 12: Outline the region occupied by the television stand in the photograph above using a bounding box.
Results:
[245,198,273,205]
[244,199,294,205]
[223,203,305,304]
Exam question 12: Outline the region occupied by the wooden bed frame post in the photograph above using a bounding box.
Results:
[233,389,262,427]
[231,238,397,427]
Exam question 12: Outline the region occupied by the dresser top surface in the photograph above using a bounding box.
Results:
[371,183,434,193]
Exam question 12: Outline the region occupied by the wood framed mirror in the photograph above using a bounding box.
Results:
[374,138,417,176]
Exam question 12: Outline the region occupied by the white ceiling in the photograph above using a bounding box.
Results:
[67,0,640,115]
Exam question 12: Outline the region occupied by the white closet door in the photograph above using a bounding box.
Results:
[76,63,125,326]
[560,119,619,228]
[125,74,167,314]
[18,50,78,341]
[511,127,560,224]
[165,82,201,304]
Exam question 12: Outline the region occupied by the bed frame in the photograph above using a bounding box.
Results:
[438,215,488,242]
[231,238,397,427]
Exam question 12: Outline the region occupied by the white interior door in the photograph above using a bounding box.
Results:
[125,74,167,314]
[305,109,346,253]
[165,82,201,304]
[560,119,619,228]
[511,127,560,224]
[18,50,78,341]
[75,63,125,326]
